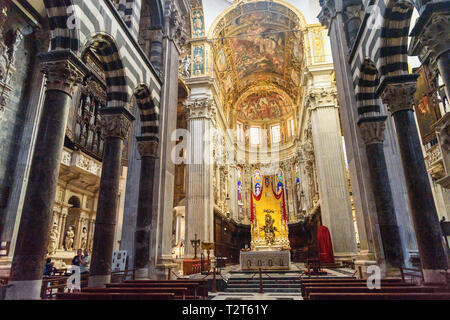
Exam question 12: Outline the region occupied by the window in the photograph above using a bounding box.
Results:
[290,119,295,137]
[271,125,281,144]
[250,127,260,145]
[236,122,244,142]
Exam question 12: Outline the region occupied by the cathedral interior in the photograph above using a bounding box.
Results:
[0,0,449,302]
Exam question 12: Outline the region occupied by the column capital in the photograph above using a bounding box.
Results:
[419,13,450,59]
[137,137,159,157]
[378,78,418,115]
[318,0,336,29]
[100,107,135,140]
[307,87,338,110]
[38,50,89,95]
[357,116,387,145]
[183,96,217,120]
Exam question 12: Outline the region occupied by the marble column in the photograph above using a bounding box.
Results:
[149,2,186,278]
[358,116,404,269]
[307,87,357,259]
[380,80,449,283]
[4,51,86,300]
[149,29,163,76]
[318,1,380,266]
[88,108,134,288]
[134,137,158,279]
[183,97,216,258]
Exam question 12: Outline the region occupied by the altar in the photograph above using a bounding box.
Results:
[239,172,292,271]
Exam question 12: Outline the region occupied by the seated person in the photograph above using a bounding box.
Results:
[43,258,56,277]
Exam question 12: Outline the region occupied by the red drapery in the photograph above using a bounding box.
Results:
[317,225,335,264]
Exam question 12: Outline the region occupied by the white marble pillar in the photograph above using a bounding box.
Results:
[307,87,357,259]
[183,96,216,257]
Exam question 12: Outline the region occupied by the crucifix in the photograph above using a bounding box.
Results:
[191,234,201,259]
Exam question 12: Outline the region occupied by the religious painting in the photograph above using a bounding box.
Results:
[237,168,243,205]
[291,69,299,86]
[236,91,292,121]
[293,38,303,62]
[253,170,262,196]
[216,49,227,72]
[230,25,285,79]
[224,74,233,93]
[275,169,284,195]
[192,45,205,76]
[413,65,442,144]
[192,10,204,38]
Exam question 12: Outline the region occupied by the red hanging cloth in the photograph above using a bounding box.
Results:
[317,225,335,264]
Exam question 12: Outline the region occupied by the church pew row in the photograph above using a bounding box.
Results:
[106,282,207,300]
[56,292,175,300]
[123,279,209,299]
[308,292,450,300]
[303,286,446,300]
[82,287,188,300]
[301,278,402,284]
[300,280,410,297]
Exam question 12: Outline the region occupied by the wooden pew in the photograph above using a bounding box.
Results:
[83,287,188,300]
[301,278,402,284]
[304,286,444,300]
[106,282,205,300]
[301,280,410,297]
[56,292,175,300]
[309,292,450,300]
[123,279,209,299]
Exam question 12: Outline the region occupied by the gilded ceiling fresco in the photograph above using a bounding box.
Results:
[235,90,292,122]
[210,1,306,124]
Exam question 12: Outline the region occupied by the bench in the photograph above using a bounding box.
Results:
[82,287,188,300]
[124,279,209,299]
[106,282,205,300]
[56,292,175,300]
[309,292,450,300]
[303,286,444,299]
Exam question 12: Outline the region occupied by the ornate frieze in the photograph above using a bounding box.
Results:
[358,118,386,145]
[60,148,102,177]
[380,82,417,115]
[100,113,132,140]
[183,96,217,120]
[137,139,159,157]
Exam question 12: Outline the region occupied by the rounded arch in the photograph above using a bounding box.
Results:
[207,0,307,39]
[133,84,160,140]
[147,0,165,29]
[44,0,81,52]
[68,196,81,208]
[378,0,416,78]
[81,33,130,109]
[356,59,381,117]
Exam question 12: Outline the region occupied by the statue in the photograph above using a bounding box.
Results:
[64,226,75,251]
[179,55,191,78]
[80,227,87,250]
[47,223,59,255]
[261,212,277,245]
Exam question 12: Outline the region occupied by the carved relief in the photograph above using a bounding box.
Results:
[100,113,132,140]
[358,120,386,145]
[380,83,417,114]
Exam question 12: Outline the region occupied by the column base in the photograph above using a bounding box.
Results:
[334,252,357,263]
[423,269,449,285]
[88,274,111,288]
[2,280,42,300]
[134,268,149,280]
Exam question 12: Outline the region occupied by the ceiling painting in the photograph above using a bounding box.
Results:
[209,1,306,126]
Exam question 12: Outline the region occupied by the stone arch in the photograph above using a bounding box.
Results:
[378,0,416,78]
[81,33,130,109]
[68,195,81,208]
[356,59,381,117]
[43,0,81,51]
[133,84,160,140]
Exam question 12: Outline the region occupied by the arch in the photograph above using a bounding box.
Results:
[147,0,164,28]
[43,0,80,51]
[207,0,307,39]
[378,0,415,78]
[133,84,160,140]
[82,33,130,109]
[356,59,381,117]
[68,196,81,208]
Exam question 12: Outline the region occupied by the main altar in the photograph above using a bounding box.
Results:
[240,173,291,270]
